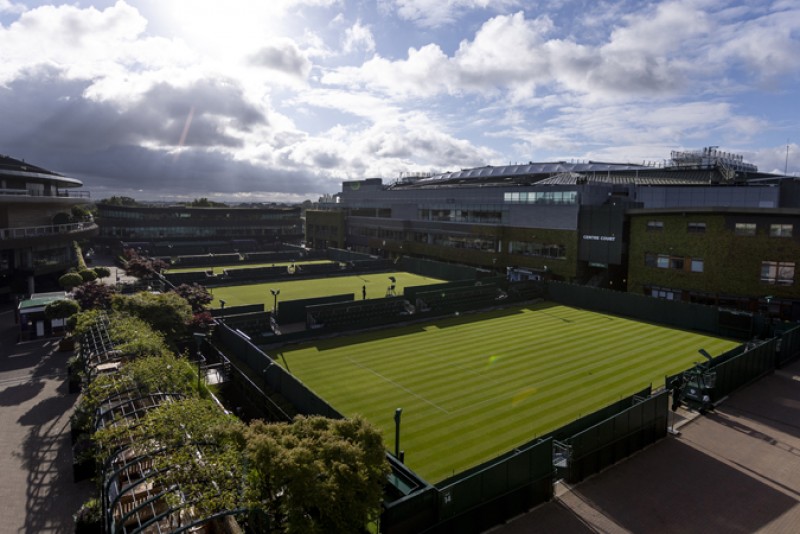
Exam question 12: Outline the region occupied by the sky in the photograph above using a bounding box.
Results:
[1,0,799,203]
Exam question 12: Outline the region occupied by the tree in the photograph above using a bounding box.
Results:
[73,282,116,310]
[124,254,169,279]
[45,299,80,323]
[78,269,98,282]
[101,196,138,206]
[111,291,193,345]
[59,272,84,291]
[93,266,111,279]
[244,415,389,533]
[170,283,213,313]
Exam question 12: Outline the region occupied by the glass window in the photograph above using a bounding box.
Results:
[645,253,656,267]
[691,259,704,272]
[647,221,664,231]
[769,224,793,237]
[657,254,669,268]
[761,261,795,285]
[688,222,706,233]
[735,222,756,236]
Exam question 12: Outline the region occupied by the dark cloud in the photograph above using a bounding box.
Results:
[248,43,311,78]
[0,69,328,200]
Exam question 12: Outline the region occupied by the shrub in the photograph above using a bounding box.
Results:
[79,269,98,282]
[59,272,84,290]
[92,266,111,279]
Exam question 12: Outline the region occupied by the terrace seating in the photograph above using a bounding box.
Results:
[306,297,409,331]
[415,284,501,314]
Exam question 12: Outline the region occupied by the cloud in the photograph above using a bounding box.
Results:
[343,19,376,54]
[249,39,313,79]
[386,0,523,28]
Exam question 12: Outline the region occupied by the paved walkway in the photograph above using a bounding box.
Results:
[494,362,800,533]
[0,303,93,533]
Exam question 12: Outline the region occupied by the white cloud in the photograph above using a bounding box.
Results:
[387,0,523,28]
[343,19,376,54]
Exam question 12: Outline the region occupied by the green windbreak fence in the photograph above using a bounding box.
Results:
[711,338,777,401]
[278,293,354,324]
[559,391,669,484]
[434,438,554,533]
[399,257,482,281]
[665,338,777,404]
[216,323,343,419]
[546,282,733,338]
[775,324,800,367]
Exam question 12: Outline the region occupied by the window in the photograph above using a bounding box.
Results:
[761,261,795,285]
[647,221,664,232]
[691,259,704,273]
[735,223,756,236]
[769,224,793,237]
[651,288,678,300]
[656,254,669,268]
[645,253,657,267]
[687,222,706,233]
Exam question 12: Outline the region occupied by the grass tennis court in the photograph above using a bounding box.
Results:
[167,259,333,274]
[276,301,740,483]
[210,272,443,309]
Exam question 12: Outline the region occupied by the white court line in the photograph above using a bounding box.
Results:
[347,357,451,414]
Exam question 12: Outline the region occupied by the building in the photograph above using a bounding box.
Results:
[0,155,97,298]
[94,202,304,256]
[306,147,800,318]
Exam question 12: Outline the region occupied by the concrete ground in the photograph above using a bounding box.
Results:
[494,361,800,534]
[0,303,93,533]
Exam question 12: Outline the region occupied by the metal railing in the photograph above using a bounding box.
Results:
[0,221,98,240]
[0,188,91,198]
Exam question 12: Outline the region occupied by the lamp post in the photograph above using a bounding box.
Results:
[193,332,206,390]
[394,407,403,460]
[270,289,280,317]
[219,299,226,321]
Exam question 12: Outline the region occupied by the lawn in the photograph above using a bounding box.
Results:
[275,302,741,483]
[166,259,333,274]
[209,272,444,310]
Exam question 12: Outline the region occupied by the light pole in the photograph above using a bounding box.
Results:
[270,289,280,317]
[394,407,403,460]
[193,332,206,390]
[219,299,226,321]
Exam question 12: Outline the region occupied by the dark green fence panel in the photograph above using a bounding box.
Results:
[277,293,354,324]
[216,323,343,419]
[433,439,553,533]
[711,338,776,401]
[541,386,652,443]
[399,257,482,281]
[564,391,668,484]
[209,303,264,317]
[777,325,800,367]
[545,282,727,337]
[327,248,374,262]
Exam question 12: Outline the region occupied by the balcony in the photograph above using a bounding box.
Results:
[0,188,91,206]
[0,221,99,248]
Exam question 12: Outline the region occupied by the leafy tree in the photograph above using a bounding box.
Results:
[124,254,169,279]
[170,283,213,313]
[71,205,91,220]
[59,272,84,290]
[53,212,71,225]
[111,291,193,345]
[93,266,111,279]
[244,415,389,533]
[45,299,80,322]
[189,197,227,207]
[100,196,138,206]
[79,269,98,282]
[73,281,116,310]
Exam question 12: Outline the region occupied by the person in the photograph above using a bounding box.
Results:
[362,284,367,300]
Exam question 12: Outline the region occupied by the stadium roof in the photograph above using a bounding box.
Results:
[418,162,651,184]
[0,154,83,187]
